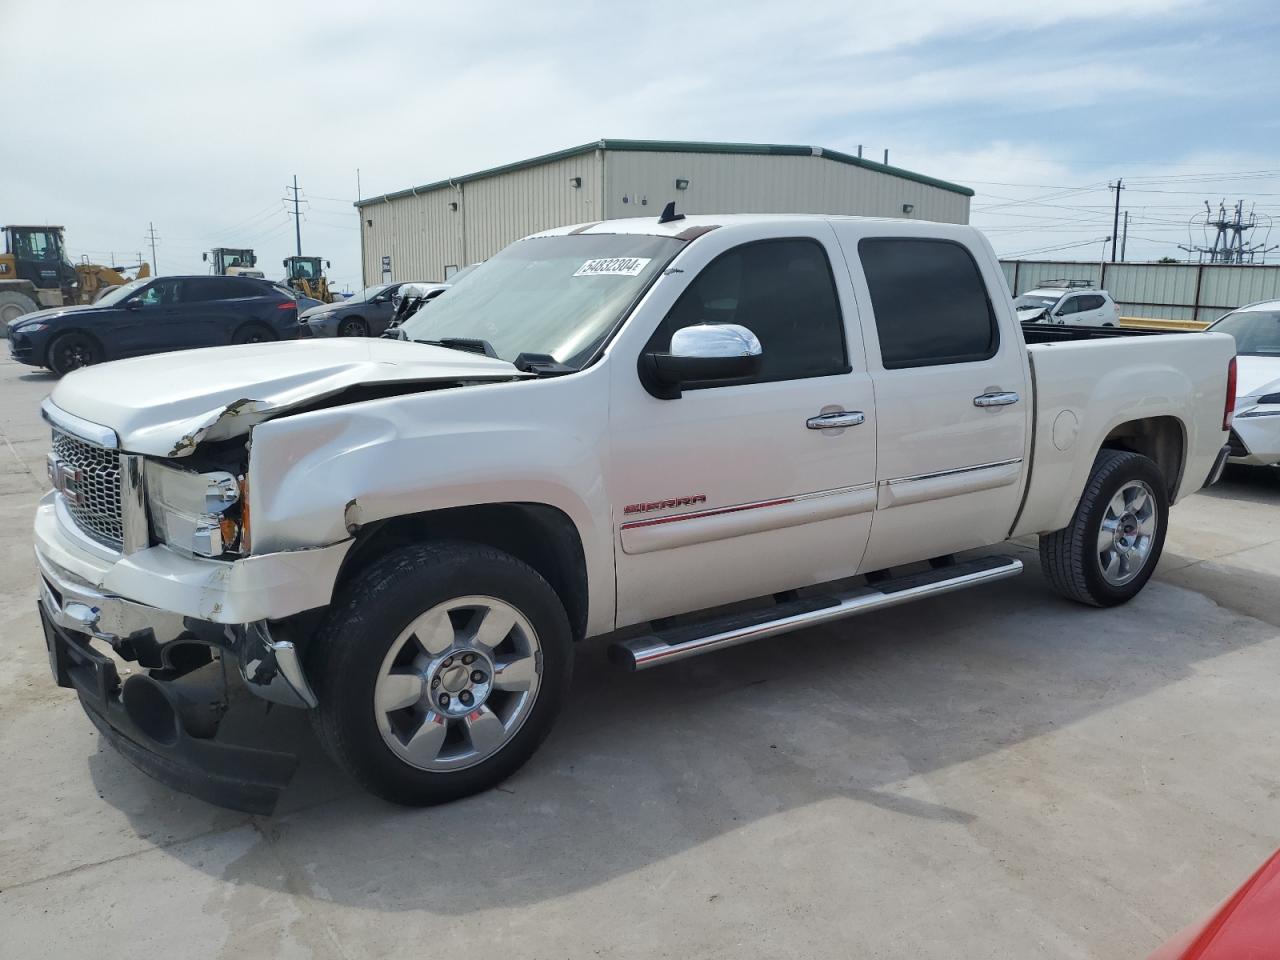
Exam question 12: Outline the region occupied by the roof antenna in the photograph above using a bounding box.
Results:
[658,201,685,224]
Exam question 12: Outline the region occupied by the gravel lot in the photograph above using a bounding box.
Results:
[1,354,1278,959]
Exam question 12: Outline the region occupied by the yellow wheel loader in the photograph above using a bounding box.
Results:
[283,255,334,303]
[0,225,150,324]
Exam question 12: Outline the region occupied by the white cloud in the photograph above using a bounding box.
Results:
[2,0,1257,284]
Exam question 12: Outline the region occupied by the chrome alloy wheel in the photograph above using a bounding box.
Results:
[373,596,542,771]
[1097,479,1158,586]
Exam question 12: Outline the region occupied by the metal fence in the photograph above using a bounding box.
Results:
[999,260,1280,324]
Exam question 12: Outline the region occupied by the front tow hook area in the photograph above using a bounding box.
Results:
[43,603,299,815]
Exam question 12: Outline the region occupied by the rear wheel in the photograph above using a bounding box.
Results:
[337,316,369,337]
[232,324,277,344]
[47,332,101,376]
[0,290,39,324]
[309,541,573,805]
[1039,449,1168,606]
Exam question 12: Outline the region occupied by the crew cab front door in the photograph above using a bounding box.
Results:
[116,278,187,357]
[608,224,878,628]
[833,228,1031,571]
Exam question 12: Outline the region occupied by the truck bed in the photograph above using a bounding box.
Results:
[1013,326,1235,539]
[1020,322,1183,344]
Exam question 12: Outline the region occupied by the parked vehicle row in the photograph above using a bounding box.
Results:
[32,211,1236,814]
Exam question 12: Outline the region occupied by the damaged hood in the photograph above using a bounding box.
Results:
[48,339,527,457]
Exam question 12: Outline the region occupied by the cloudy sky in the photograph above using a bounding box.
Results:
[4,0,1278,291]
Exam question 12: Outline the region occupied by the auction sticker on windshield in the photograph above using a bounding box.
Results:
[574,257,652,277]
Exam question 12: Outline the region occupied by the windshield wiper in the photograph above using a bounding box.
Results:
[512,352,576,377]
[412,337,499,359]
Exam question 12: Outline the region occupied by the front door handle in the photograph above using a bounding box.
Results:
[973,392,1020,408]
[807,410,865,430]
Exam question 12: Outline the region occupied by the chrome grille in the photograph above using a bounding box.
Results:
[51,428,123,546]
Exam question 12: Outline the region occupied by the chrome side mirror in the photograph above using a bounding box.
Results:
[641,323,763,399]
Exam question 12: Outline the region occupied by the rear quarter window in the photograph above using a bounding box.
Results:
[858,237,999,369]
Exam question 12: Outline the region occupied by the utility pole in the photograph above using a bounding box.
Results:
[284,175,303,256]
[145,222,160,273]
[1121,210,1129,262]
[1109,180,1124,262]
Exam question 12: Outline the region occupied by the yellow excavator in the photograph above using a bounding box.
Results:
[0,225,151,324]
[283,255,334,303]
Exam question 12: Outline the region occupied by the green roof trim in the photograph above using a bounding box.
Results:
[354,138,973,207]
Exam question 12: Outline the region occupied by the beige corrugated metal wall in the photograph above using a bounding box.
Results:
[360,153,602,284]
[360,148,969,284]
[1000,259,1280,322]
[604,151,970,224]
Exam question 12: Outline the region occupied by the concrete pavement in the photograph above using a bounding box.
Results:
[1,356,1277,959]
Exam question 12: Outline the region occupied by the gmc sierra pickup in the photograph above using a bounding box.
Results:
[33,212,1237,813]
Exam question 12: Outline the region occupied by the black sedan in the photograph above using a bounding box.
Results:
[7,275,302,375]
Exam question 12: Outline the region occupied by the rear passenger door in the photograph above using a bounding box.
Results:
[1075,294,1112,326]
[833,230,1031,571]
[180,277,239,347]
[609,225,878,627]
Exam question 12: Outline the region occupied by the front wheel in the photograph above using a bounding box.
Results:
[1039,449,1169,606]
[309,541,573,805]
[47,332,101,376]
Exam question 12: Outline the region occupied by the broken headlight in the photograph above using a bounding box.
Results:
[145,460,247,558]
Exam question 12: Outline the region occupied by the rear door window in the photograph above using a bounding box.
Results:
[857,238,998,368]
[181,278,231,303]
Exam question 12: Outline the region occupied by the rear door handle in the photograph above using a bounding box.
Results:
[807,410,865,430]
[973,392,1020,408]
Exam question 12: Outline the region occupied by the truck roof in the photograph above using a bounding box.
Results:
[533,213,980,241]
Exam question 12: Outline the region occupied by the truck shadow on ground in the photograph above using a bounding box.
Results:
[85,541,1279,914]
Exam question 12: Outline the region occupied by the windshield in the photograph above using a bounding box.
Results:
[1014,295,1058,310]
[346,284,391,304]
[1210,310,1280,357]
[399,234,685,367]
[94,277,149,307]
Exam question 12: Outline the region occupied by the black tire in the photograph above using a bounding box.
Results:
[309,541,573,806]
[337,316,368,337]
[0,289,39,324]
[46,332,101,376]
[1039,449,1169,607]
[232,324,277,344]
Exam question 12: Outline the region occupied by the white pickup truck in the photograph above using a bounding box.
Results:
[34,212,1237,813]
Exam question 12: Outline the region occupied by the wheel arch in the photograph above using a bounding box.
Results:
[335,502,590,642]
[1099,414,1187,501]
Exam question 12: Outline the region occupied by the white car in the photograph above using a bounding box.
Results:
[1208,299,1280,465]
[33,213,1235,813]
[1015,286,1121,327]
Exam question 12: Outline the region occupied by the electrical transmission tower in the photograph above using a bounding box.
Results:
[1180,200,1277,264]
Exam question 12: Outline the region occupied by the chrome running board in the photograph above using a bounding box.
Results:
[611,555,1023,671]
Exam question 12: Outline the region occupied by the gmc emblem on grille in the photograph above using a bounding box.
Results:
[47,455,85,507]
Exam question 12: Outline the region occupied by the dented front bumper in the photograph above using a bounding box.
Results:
[35,492,350,707]
[35,492,352,625]
[35,492,354,812]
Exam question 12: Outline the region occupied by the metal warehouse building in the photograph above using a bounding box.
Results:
[355,139,974,284]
